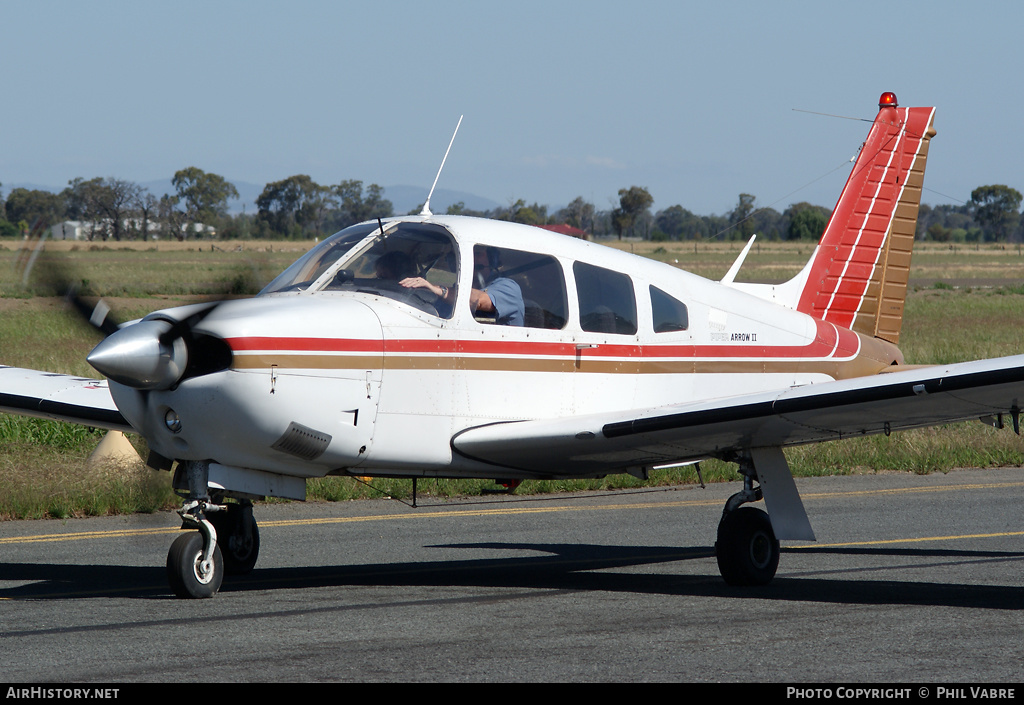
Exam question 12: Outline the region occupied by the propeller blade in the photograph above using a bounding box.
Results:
[65,286,123,337]
[156,301,223,348]
[21,247,124,339]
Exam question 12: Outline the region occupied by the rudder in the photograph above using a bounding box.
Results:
[795,93,937,345]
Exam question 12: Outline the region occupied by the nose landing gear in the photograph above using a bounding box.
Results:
[167,529,224,599]
[209,501,260,576]
[166,460,262,598]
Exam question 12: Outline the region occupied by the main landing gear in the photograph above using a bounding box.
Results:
[714,455,780,586]
[166,461,261,599]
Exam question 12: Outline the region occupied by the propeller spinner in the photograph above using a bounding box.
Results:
[87,319,188,390]
[86,302,228,390]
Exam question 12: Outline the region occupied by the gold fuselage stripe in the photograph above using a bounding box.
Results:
[230,350,889,379]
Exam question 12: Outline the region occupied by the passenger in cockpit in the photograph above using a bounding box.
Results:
[468,247,524,326]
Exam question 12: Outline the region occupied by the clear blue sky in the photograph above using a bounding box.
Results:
[3,0,1021,216]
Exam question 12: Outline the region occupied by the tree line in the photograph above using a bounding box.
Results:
[2,170,1021,244]
[1,168,241,241]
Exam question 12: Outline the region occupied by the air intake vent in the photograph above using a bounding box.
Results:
[271,422,332,461]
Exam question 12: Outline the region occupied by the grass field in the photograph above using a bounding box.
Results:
[2,236,1024,519]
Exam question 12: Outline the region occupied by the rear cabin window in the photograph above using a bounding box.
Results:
[471,245,567,329]
[573,261,637,335]
[650,285,689,333]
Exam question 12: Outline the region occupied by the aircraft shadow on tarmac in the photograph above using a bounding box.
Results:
[1,542,1021,608]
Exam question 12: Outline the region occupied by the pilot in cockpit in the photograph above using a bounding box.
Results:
[399,246,524,326]
[374,251,417,281]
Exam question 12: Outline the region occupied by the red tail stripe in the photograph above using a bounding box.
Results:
[796,104,933,327]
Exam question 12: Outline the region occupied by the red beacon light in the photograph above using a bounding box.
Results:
[878,92,898,108]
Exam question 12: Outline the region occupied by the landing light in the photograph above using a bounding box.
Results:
[165,409,182,433]
[878,92,898,108]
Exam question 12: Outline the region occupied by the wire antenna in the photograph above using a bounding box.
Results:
[793,108,872,123]
[420,115,463,217]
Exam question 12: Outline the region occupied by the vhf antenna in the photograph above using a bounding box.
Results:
[419,115,463,217]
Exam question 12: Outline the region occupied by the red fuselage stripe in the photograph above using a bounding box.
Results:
[224,320,860,361]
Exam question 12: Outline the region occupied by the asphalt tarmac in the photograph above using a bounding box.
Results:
[1,467,1022,683]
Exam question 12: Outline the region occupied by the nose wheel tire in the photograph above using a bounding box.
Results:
[715,506,779,586]
[167,532,224,599]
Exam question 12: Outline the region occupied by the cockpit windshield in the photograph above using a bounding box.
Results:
[259,221,459,319]
[259,222,378,296]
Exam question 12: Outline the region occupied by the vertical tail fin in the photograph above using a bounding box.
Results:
[794,93,936,345]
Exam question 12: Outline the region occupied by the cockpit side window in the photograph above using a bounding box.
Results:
[574,261,637,335]
[470,245,567,329]
[320,222,459,319]
[650,285,689,333]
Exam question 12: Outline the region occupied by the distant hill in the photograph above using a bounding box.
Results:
[381,185,501,215]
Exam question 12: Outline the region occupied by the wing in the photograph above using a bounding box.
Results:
[452,354,1024,477]
[0,366,132,432]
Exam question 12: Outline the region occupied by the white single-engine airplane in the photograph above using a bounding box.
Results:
[3,92,1023,598]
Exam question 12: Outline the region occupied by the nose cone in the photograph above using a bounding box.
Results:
[87,320,188,390]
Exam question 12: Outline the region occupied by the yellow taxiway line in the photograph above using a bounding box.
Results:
[1,479,1021,548]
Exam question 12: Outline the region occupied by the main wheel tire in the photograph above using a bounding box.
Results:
[166,532,224,599]
[715,506,780,586]
[210,506,260,576]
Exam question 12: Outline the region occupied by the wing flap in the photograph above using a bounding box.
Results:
[452,354,1024,477]
[0,366,132,432]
